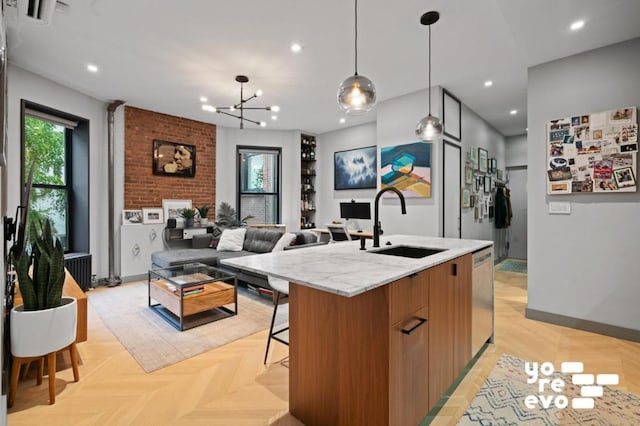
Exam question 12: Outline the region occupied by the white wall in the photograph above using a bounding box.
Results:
[316,122,377,229]
[528,38,640,331]
[7,66,110,277]
[459,103,506,243]
[316,87,507,246]
[505,133,527,168]
[216,127,300,232]
[376,88,443,237]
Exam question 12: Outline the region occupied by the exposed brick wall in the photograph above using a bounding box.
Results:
[124,106,216,219]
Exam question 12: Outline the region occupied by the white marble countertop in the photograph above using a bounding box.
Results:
[221,235,492,297]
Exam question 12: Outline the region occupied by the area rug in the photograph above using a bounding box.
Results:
[498,259,528,274]
[89,282,283,373]
[458,354,640,425]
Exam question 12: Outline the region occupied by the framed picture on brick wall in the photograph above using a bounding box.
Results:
[153,140,196,177]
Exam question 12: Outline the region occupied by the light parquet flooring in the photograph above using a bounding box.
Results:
[8,266,640,425]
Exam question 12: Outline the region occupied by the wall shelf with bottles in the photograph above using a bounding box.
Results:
[300,133,317,229]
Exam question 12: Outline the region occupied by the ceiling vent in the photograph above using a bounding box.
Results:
[4,0,58,25]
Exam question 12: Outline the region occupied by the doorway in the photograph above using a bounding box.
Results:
[442,140,461,238]
[506,166,527,259]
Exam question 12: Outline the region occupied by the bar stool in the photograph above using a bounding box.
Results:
[264,277,289,364]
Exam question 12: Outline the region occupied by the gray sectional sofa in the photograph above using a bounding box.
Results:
[151,228,324,289]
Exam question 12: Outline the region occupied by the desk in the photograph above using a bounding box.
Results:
[14,270,87,343]
[311,228,373,240]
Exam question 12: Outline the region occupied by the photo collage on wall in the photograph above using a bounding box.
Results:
[547,106,637,194]
[464,146,503,222]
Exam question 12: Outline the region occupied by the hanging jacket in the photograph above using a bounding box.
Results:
[494,187,508,228]
[504,187,513,227]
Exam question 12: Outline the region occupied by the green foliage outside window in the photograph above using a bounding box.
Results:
[24,116,67,240]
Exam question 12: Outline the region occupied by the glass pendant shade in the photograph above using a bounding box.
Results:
[337,74,376,115]
[415,114,443,141]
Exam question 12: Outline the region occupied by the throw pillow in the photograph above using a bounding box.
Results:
[272,232,297,252]
[216,228,246,252]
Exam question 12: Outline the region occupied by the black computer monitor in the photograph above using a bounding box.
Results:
[339,202,371,220]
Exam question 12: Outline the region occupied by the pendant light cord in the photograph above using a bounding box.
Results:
[428,23,431,115]
[354,0,358,75]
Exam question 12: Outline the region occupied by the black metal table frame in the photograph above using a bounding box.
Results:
[147,265,238,331]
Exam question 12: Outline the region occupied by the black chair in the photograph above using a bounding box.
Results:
[326,224,352,242]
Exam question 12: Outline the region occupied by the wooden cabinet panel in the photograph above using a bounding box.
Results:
[388,270,429,325]
[428,260,455,410]
[289,254,473,425]
[453,254,472,377]
[389,306,429,426]
[290,283,390,426]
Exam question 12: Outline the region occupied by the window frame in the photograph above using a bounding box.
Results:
[236,146,282,224]
[20,100,89,253]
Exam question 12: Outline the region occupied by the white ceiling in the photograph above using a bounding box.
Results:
[5,0,640,136]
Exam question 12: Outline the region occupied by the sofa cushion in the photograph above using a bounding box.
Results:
[272,232,297,252]
[192,234,213,249]
[294,231,318,245]
[217,228,246,252]
[242,228,284,253]
[151,249,221,268]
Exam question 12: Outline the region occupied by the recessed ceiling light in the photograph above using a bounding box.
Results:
[339,118,346,124]
[271,115,278,121]
[87,64,98,73]
[291,43,302,53]
[510,109,518,115]
[526,127,529,132]
[200,96,207,103]
[484,80,493,87]
[570,20,585,31]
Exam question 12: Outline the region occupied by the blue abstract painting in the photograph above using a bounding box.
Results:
[380,142,431,198]
[334,146,377,190]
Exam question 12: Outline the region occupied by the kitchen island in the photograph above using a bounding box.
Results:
[222,235,493,426]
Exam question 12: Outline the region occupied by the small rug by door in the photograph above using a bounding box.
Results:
[458,354,640,425]
[89,282,283,373]
[498,259,528,274]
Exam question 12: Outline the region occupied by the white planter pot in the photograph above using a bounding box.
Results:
[10,297,77,358]
[200,218,208,226]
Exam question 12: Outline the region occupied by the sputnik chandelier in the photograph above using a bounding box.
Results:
[202,75,280,129]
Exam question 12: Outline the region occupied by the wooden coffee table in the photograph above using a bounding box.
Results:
[148,263,237,331]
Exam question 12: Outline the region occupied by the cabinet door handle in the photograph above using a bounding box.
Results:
[149,229,157,241]
[132,244,141,256]
[401,317,427,335]
[452,263,457,276]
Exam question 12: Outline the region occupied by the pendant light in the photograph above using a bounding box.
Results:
[337,0,376,115]
[415,11,443,141]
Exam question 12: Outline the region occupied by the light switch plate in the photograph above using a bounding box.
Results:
[549,201,571,215]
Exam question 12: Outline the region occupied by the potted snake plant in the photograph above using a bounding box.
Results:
[10,218,77,365]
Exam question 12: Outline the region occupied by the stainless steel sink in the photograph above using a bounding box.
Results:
[369,245,447,259]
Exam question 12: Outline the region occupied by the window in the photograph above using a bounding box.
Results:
[24,115,70,248]
[22,101,90,253]
[237,147,281,224]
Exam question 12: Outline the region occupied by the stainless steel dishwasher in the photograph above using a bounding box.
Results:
[472,246,494,357]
